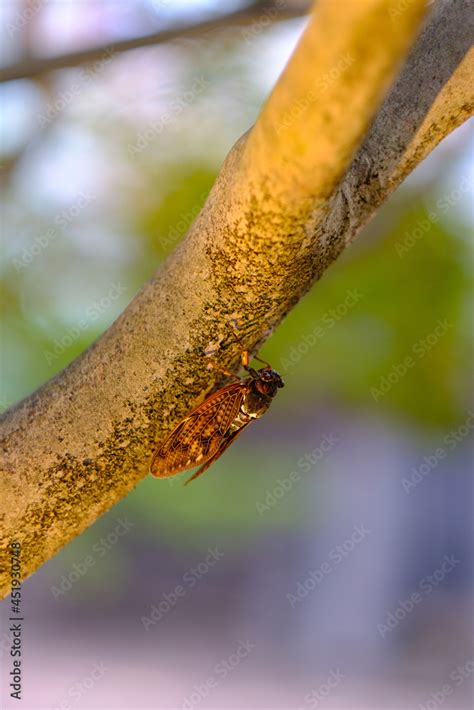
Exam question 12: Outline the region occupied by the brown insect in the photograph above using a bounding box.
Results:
[150,347,284,485]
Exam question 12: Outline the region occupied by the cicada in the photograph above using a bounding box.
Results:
[150,348,284,485]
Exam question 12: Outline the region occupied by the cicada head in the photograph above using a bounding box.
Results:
[252,366,285,398]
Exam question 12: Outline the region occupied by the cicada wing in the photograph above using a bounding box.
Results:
[150,382,245,479]
[184,420,251,485]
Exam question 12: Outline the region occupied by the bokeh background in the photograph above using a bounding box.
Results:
[1,2,473,709]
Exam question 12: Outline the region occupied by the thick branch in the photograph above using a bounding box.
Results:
[1,0,472,597]
[0,1,308,83]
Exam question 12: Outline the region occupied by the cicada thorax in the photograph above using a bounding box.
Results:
[228,383,271,434]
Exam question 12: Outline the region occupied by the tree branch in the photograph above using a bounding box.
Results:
[323,0,473,249]
[0,1,308,83]
[1,0,472,597]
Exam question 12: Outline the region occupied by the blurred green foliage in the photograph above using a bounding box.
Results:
[265,200,472,428]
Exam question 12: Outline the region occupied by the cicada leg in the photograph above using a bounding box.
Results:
[205,358,240,381]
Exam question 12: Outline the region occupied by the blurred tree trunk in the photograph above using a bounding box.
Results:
[0,0,472,597]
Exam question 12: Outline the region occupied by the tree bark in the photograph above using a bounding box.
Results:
[0,0,472,597]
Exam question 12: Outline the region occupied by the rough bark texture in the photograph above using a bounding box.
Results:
[1,0,472,597]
